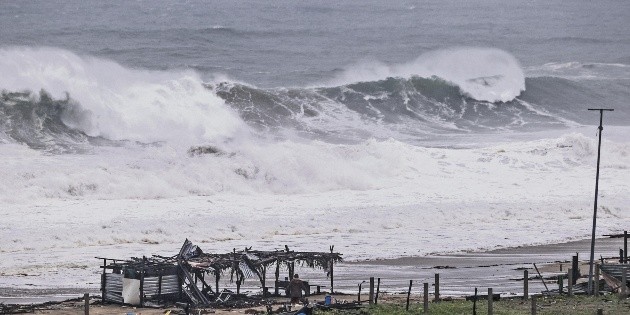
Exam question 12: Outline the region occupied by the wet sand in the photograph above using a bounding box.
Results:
[1,236,625,307]
[286,237,624,296]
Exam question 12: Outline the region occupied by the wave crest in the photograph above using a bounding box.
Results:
[327,47,525,103]
[0,47,246,145]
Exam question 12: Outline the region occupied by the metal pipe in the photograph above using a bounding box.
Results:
[586,108,614,294]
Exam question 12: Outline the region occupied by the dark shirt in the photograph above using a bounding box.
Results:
[288,278,306,298]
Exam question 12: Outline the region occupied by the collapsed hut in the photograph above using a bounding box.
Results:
[98,239,342,307]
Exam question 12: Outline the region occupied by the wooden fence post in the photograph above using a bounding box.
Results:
[406,280,413,311]
[434,273,440,302]
[558,274,564,294]
[524,270,529,300]
[595,263,600,296]
[84,293,89,315]
[572,255,579,285]
[624,231,628,263]
[473,288,478,315]
[369,277,374,304]
[531,295,536,315]
[423,282,429,313]
[567,268,573,296]
[375,278,380,305]
[487,288,493,315]
[621,269,628,299]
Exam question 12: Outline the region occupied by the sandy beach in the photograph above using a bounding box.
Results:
[2,236,626,314]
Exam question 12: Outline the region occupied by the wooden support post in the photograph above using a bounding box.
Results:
[236,278,241,295]
[330,263,334,293]
[423,282,429,313]
[369,277,374,304]
[317,285,321,294]
[84,293,89,315]
[621,269,628,298]
[620,249,624,264]
[567,268,573,296]
[330,245,335,294]
[100,258,107,302]
[261,265,267,290]
[215,270,220,295]
[357,282,362,304]
[487,288,493,315]
[434,273,440,302]
[524,270,529,300]
[531,296,536,315]
[274,260,280,295]
[200,272,211,294]
[140,257,145,307]
[595,263,600,296]
[406,280,412,311]
[375,278,380,305]
[558,275,564,294]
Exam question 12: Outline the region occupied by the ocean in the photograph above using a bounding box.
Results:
[0,0,629,290]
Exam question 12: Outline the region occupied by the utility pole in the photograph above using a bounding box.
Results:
[587,108,614,295]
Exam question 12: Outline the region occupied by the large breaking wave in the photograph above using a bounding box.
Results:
[0,47,629,202]
[324,48,526,103]
[0,47,582,152]
[0,47,246,148]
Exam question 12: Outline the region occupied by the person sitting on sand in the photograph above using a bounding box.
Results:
[287,274,307,304]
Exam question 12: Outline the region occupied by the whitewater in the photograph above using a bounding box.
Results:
[1,46,628,289]
[1,0,629,290]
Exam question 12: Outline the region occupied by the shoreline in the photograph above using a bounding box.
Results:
[352,236,621,266]
[1,236,624,304]
[325,236,623,296]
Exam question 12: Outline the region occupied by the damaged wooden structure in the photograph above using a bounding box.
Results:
[600,264,630,295]
[597,231,630,296]
[98,239,342,307]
